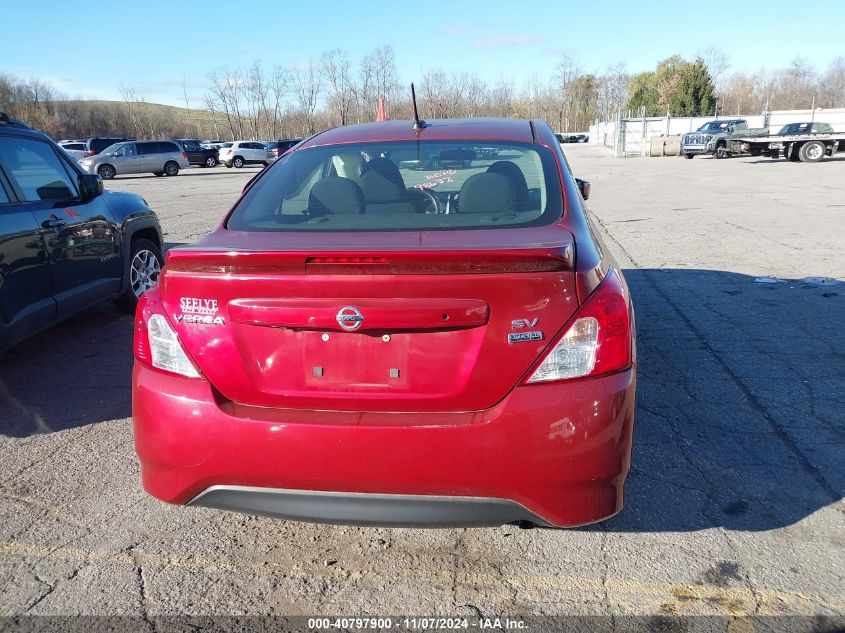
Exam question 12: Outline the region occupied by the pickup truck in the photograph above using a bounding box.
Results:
[727,122,845,163]
[681,119,768,159]
[175,138,219,167]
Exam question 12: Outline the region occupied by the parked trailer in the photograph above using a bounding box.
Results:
[728,133,845,162]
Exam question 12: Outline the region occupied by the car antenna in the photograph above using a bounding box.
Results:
[411,83,426,130]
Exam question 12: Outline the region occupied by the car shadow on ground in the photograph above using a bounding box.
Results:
[598,268,843,532]
[0,302,134,437]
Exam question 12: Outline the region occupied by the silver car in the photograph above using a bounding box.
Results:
[78,140,190,179]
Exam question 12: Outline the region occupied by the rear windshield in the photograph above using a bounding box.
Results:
[227,141,563,232]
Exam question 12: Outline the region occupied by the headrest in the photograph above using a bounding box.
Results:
[308,177,365,215]
[458,172,517,214]
[487,161,529,210]
[359,169,405,203]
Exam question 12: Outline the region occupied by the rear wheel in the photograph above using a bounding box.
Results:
[119,238,162,313]
[98,164,116,180]
[714,143,729,159]
[683,153,694,159]
[799,140,826,163]
[233,156,245,168]
[164,161,180,176]
[205,156,217,167]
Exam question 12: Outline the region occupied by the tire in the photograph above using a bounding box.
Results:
[118,238,162,313]
[683,153,694,159]
[225,162,233,168]
[232,156,245,168]
[714,143,728,159]
[164,161,180,176]
[205,156,217,167]
[153,171,164,177]
[799,140,826,163]
[98,164,116,180]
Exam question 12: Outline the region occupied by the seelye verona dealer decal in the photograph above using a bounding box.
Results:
[176,297,225,325]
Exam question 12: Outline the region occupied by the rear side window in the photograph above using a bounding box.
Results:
[228,140,563,232]
[159,142,180,153]
[0,137,78,201]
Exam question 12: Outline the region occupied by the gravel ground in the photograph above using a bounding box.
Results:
[0,149,843,630]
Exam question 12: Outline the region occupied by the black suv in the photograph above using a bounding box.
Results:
[0,113,164,352]
[175,138,219,167]
[85,136,134,156]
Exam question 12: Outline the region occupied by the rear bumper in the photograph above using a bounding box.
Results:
[190,486,551,528]
[133,363,636,528]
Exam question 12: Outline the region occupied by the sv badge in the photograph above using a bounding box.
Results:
[511,318,539,329]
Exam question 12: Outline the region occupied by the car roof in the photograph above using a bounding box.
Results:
[299,118,535,149]
[0,118,52,142]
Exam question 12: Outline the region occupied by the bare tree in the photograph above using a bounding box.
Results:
[355,53,376,123]
[269,65,290,138]
[372,45,400,113]
[291,61,322,135]
[321,48,355,126]
[554,55,582,131]
[596,63,630,122]
[698,46,731,92]
[819,57,845,108]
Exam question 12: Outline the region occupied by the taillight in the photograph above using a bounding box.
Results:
[134,292,201,378]
[182,151,188,159]
[86,150,94,156]
[526,271,631,383]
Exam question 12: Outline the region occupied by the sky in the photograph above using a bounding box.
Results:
[2,0,843,108]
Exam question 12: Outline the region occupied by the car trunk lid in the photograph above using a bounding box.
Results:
[161,226,578,412]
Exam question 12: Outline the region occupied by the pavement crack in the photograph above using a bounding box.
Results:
[136,565,155,631]
[23,572,55,614]
[599,528,616,631]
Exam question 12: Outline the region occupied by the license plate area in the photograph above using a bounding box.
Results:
[303,330,410,389]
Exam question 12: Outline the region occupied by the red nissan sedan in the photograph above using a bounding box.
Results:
[132,117,636,528]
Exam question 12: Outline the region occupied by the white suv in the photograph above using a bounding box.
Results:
[219,141,270,168]
[59,141,88,160]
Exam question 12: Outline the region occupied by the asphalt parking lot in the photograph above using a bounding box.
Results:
[0,148,843,628]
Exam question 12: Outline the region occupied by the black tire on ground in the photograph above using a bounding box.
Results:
[233,156,245,168]
[714,143,728,159]
[683,153,694,159]
[798,140,826,163]
[98,164,116,179]
[164,161,180,176]
[225,162,232,168]
[118,238,163,313]
[205,156,217,167]
[153,171,165,177]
